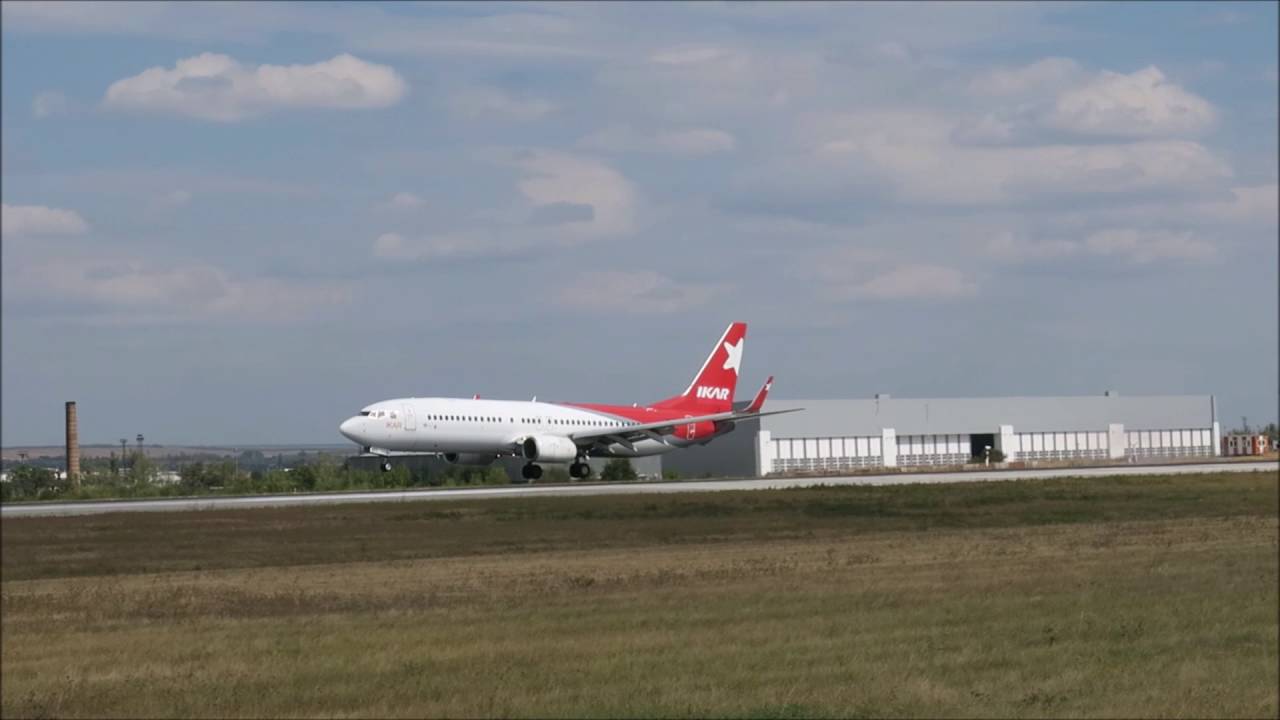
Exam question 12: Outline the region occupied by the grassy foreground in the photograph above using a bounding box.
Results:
[2,472,1276,718]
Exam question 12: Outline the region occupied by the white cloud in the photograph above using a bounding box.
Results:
[3,1,174,35]
[950,111,1023,145]
[162,189,192,207]
[12,258,350,323]
[32,90,70,118]
[985,231,1079,262]
[987,228,1218,265]
[349,10,602,60]
[604,44,818,119]
[510,150,637,239]
[449,87,556,121]
[1,203,89,236]
[1046,66,1215,137]
[52,168,315,198]
[103,52,407,122]
[371,231,525,261]
[842,264,978,301]
[804,110,1230,205]
[1083,228,1216,264]
[971,57,1082,96]
[376,192,424,212]
[141,188,193,217]
[556,271,720,315]
[807,245,975,302]
[372,151,639,263]
[1196,184,1279,225]
[579,125,736,155]
[650,45,732,66]
[871,40,915,62]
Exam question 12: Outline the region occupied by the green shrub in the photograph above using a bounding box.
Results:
[5,466,60,500]
[541,467,571,484]
[600,458,637,482]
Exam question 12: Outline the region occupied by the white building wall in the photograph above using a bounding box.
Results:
[1124,426,1215,458]
[756,430,774,476]
[764,432,887,473]
[754,395,1220,476]
[1108,424,1127,460]
[896,433,969,467]
[1013,429,1110,461]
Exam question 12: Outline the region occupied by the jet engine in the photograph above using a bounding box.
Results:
[521,435,579,463]
[444,452,496,466]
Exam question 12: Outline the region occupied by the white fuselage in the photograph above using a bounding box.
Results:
[338,397,685,459]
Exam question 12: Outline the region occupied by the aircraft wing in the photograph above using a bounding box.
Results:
[568,407,803,449]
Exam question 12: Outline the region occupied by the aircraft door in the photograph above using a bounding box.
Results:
[403,404,417,431]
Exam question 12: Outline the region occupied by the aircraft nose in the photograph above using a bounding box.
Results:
[339,416,365,442]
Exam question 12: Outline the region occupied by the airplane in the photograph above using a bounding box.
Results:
[337,321,800,481]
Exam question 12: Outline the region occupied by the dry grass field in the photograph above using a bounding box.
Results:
[2,472,1277,718]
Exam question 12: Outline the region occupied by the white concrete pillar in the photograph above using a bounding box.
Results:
[756,430,774,476]
[1108,423,1126,460]
[997,424,1017,461]
[881,428,897,468]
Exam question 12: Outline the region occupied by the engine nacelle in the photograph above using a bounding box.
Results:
[521,435,579,463]
[444,452,495,466]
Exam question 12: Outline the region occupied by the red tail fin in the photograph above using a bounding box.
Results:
[653,322,746,413]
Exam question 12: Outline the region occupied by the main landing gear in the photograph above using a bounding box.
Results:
[569,461,590,480]
[380,461,392,473]
[521,463,543,481]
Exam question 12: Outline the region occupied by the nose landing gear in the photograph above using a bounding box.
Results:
[380,461,392,473]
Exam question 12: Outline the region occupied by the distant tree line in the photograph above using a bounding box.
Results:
[1,454,644,502]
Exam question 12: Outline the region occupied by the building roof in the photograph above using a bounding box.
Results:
[760,394,1215,437]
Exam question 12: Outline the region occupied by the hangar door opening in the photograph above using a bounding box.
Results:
[969,433,995,460]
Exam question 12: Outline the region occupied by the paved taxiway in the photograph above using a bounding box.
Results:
[3,460,1275,518]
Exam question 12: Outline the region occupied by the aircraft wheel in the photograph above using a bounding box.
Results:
[381,461,392,473]
[522,463,542,480]
[570,462,589,479]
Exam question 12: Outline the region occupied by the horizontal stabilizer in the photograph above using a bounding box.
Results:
[568,405,803,447]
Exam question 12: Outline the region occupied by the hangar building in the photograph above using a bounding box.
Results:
[662,393,1220,478]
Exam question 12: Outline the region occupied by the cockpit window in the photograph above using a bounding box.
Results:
[360,411,371,416]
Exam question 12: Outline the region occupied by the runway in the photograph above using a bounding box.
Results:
[3,460,1274,518]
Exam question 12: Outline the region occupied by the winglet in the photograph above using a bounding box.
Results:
[745,375,773,413]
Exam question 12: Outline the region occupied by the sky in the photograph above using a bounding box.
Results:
[1,1,1276,446]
